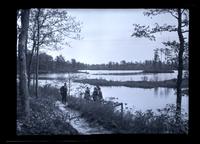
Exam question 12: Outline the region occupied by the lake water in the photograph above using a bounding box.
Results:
[37,70,188,114]
[40,70,186,81]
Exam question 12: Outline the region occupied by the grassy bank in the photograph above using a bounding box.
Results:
[143,70,174,73]
[74,78,188,88]
[67,96,188,133]
[17,85,188,134]
[92,70,174,75]
[17,85,79,135]
[92,72,143,75]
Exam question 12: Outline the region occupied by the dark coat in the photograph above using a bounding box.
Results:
[60,86,67,96]
[92,88,98,101]
[84,89,90,100]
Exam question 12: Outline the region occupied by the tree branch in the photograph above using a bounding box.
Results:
[167,10,178,19]
[181,9,186,14]
[182,30,189,33]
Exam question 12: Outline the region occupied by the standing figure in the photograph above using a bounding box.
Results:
[92,87,98,102]
[97,85,103,102]
[60,82,68,104]
[84,87,91,100]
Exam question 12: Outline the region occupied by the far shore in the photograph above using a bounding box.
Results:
[73,78,188,89]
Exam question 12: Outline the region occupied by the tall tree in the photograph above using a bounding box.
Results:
[131,9,189,123]
[17,9,30,120]
[35,9,41,98]
[55,55,66,72]
[26,9,81,96]
[71,59,77,71]
[153,48,160,70]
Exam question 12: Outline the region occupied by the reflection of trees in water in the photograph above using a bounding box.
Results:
[153,74,159,81]
[164,88,170,97]
[154,88,171,97]
[154,87,158,96]
[159,89,164,97]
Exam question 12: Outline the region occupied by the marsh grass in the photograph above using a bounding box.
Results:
[67,96,188,134]
[74,78,188,88]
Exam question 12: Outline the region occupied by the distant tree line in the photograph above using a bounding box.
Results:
[17,49,188,75]
[25,51,85,73]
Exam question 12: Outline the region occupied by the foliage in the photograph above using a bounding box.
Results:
[19,51,183,75]
[67,96,188,133]
[162,41,189,69]
[18,48,188,75]
[67,97,121,130]
[131,8,189,122]
[18,85,188,134]
[131,9,189,70]
[26,9,82,51]
[17,85,78,135]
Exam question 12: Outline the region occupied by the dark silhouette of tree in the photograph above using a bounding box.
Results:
[131,9,189,124]
[71,59,77,70]
[55,55,66,72]
[17,9,30,120]
[23,9,81,97]
[153,48,160,70]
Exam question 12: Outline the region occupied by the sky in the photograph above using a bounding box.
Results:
[44,9,181,64]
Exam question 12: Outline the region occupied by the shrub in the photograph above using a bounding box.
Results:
[17,85,188,134]
[17,85,78,135]
[67,96,188,134]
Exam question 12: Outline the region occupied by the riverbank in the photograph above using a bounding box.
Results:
[143,70,174,73]
[92,70,174,75]
[74,78,188,89]
[38,70,89,74]
[92,72,143,75]
[66,92,188,133]
[17,85,188,134]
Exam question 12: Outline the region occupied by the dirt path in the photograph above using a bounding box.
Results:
[55,101,112,134]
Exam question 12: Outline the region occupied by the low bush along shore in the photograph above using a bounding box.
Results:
[92,70,174,75]
[74,78,188,89]
[18,84,188,134]
[142,69,175,73]
[67,94,188,134]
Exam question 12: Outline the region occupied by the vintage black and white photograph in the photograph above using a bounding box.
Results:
[16,9,189,135]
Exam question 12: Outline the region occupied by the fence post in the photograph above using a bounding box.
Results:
[121,103,123,120]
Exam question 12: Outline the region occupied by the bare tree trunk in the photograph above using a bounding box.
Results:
[176,8,185,124]
[35,46,39,98]
[18,9,30,120]
[27,32,36,91]
[27,40,36,90]
[35,9,40,98]
[27,13,37,90]
[33,73,35,92]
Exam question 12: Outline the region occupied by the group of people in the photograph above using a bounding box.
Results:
[84,86,103,102]
[60,82,103,104]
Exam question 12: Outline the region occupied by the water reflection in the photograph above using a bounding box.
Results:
[154,87,171,98]
[36,70,188,114]
[39,70,186,82]
[101,86,188,114]
[164,88,170,97]
[154,87,158,96]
